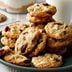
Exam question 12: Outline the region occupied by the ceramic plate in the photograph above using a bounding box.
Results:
[0,32,72,72]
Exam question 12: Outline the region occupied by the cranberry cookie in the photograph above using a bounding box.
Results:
[32,53,62,68]
[4,53,30,66]
[45,22,72,39]
[1,37,16,48]
[29,33,47,57]
[27,3,57,17]
[26,13,55,23]
[26,22,45,29]
[47,38,72,48]
[2,23,27,39]
[15,27,40,55]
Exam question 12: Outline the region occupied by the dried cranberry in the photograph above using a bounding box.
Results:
[0,49,5,57]
[23,32,28,35]
[55,58,60,62]
[5,26,10,32]
[24,59,31,64]
[43,3,49,6]
[63,31,67,35]
[55,22,63,25]
[65,25,68,28]
[21,44,27,53]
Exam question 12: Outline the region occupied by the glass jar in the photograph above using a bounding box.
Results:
[46,0,72,24]
[0,0,35,13]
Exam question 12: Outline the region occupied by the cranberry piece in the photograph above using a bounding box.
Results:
[24,59,31,64]
[23,32,28,35]
[21,44,27,53]
[43,3,49,6]
[5,26,10,32]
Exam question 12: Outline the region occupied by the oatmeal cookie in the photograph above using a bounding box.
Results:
[15,27,40,55]
[26,22,45,29]
[47,47,67,55]
[0,46,13,57]
[27,3,57,17]
[45,22,72,39]
[29,33,47,57]
[32,53,62,68]
[47,38,72,48]
[4,53,30,66]
[26,13,55,23]
[2,23,27,39]
[1,37,16,48]
[0,13,7,23]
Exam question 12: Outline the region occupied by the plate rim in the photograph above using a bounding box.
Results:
[0,59,72,71]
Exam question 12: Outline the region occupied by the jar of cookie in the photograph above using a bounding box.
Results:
[46,0,72,24]
[0,0,35,13]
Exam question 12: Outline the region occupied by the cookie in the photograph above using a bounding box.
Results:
[1,37,16,48]
[4,53,30,66]
[0,13,7,23]
[47,47,67,55]
[15,27,40,55]
[27,3,57,17]
[29,33,47,57]
[2,23,27,39]
[47,38,72,48]
[32,53,62,68]
[45,22,72,39]
[0,46,13,57]
[26,22,45,29]
[26,13,55,23]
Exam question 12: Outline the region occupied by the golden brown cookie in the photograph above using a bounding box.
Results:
[1,37,16,48]
[0,46,13,57]
[27,3,57,17]
[2,23,27,39]
[26,13,55,23]
[47,47,67,55]
[26,22,45,29]
[29,33,47,57]
[0,13,7,23]
[32,53,63,68]
[4,53,30,66]
[47,38,72,48]
[45,22,72,39]
[15,27,40,55]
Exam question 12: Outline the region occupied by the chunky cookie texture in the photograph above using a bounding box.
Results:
[1,37,16,48]
[0,13,7,23]
[27,3,57,17]
[47,38,72,48]
[29,33,47,57]
[32,53,62,68]
[26,13,55,23]
[0,3,72,68]
[45,22,72,39]
[15,27,40,55]
[4,53,30,66]
[26,22,45,29]
[2,23,28,39]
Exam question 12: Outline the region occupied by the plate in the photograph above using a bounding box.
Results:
[0,32,72,72]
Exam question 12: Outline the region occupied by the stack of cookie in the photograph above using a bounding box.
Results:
[26,3,56,28]
[0,3,72,68]
[1,23,28,48]
[45,22,72,54]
